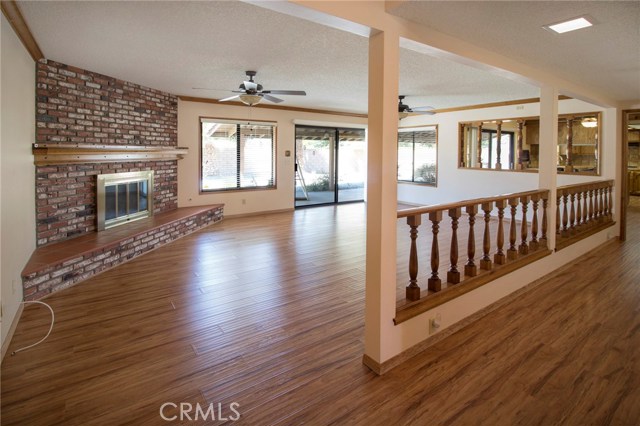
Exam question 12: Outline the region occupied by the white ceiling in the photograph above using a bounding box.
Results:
[389,0,640,103]
[17,1,632,115]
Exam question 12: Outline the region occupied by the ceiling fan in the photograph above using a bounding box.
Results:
[193,71,306,106]
[398,95,435,120]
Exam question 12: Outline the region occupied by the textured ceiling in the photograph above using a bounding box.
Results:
[18,0,542,114]
[390,0,640,103]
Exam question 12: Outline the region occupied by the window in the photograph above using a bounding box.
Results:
[397,126,437,186]
[481,129,514,169]
[200,118,276,192]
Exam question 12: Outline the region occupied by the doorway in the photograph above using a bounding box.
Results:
[623,110,640,241]
[294,125,366,207]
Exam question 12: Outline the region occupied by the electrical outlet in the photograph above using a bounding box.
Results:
[429,313,442,334]
[241,199,246,205]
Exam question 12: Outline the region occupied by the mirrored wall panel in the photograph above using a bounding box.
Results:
[459,112,601,175]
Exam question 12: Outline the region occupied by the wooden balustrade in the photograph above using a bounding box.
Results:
[396,181,614,322]
[397,188,550,312]
[555,180,615,250]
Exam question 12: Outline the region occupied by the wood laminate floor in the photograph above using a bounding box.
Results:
[2,202,639,425]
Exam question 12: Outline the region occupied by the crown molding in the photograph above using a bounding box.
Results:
[431,95,571,114]
[1,0,43,61]
[181,95,572,119]
[178,95,367,119]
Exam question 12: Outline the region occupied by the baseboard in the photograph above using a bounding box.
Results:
[364,237,619,375]
[224,208,294,219]
[1,303,24,364]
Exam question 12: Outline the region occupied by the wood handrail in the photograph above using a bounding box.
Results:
[397,189,548,218]
[555,179,615,251]
[557,179,613,193]
[398,187,550,311]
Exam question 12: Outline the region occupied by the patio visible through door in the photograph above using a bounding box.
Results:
[295,125,366,207]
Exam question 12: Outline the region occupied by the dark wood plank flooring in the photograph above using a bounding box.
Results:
[2,202,639,425]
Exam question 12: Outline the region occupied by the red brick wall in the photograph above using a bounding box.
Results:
[35,59,178,246]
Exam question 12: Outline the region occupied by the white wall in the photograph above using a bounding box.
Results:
[178,100,366,215]
[398,99,613,206]
[1,14,36,345]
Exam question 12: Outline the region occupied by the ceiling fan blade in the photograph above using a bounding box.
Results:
[263,90,306,96]
[411,110,436,115]
[192,88,245,94]
[219,95,240,102]
[410,106,435,112]
[243,80,258,91]
[192,87,231,91]
[262,94,284,103]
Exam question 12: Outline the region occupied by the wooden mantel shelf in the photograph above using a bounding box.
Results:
[32,143,189,165]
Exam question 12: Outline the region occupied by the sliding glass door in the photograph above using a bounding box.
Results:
[295,126,366,207]
[337,129,366,203]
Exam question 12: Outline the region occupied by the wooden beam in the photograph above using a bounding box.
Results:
[32,143,188,165]
[1,0,44,61]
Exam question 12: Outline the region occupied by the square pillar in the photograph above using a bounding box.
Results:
[364,29,400,366]
[538,86,559,250]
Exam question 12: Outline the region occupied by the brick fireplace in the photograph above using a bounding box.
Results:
[24,59,224,299]
[35,59,178,246]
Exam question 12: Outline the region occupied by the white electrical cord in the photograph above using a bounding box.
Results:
[11,300,55,356]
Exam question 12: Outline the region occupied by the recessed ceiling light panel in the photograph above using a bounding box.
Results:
[544,16,593,34]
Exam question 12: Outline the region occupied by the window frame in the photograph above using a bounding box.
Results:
[458,111,602,175]
[397,125,438,187]
[199,116,278,194]
[480,129,515,169]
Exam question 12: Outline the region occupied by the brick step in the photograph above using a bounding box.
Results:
[22,205,224,300]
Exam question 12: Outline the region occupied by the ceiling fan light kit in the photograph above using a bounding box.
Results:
[200,70,306,107]
[238,94,263,106]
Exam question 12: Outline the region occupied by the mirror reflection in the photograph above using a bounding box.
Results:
[459,112,601,175]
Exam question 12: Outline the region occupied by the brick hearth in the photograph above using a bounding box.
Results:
[22,205,224,300]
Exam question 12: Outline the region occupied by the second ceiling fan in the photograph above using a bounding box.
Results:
[398,95,435,119]
[194,71,306,106]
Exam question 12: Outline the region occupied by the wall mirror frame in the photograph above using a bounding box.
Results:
[458,111,601,176]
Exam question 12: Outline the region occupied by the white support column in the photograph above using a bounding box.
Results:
[606,108,622,226]
[364,29,399,366]
[539,86,559,250]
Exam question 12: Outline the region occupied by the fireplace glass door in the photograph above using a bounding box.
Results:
[104,180,149,221]
[97,171,154,230]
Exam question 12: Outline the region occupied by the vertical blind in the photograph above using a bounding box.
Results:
[201,119,276,191]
